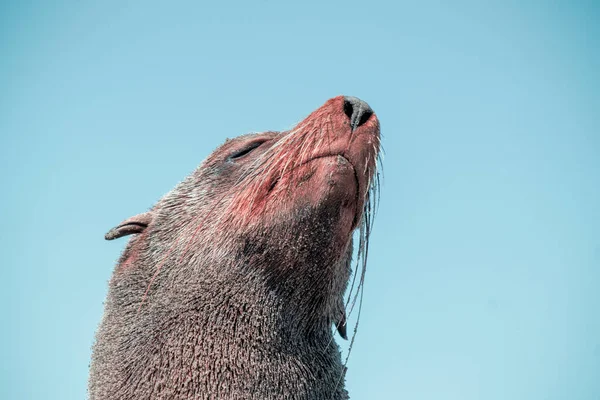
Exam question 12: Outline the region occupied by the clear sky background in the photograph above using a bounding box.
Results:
[1,1,599,399]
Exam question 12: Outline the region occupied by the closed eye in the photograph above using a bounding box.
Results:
[229,141,265,160]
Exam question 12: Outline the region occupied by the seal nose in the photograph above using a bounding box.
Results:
[343,96,373,131]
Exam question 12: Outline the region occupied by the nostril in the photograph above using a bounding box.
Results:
[343,100,354,120]
[342,96,374,131]
[358,110,373,127]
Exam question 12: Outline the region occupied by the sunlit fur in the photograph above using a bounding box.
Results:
[89,96,381,400]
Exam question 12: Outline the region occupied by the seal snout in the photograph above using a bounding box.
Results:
[343,96,373,131]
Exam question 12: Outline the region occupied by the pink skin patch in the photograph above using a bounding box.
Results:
[226,96,380,239]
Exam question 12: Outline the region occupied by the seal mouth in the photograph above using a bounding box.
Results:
[299,153,354,170]
[295,153,362,229]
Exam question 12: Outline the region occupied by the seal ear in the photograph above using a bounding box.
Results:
[105,211,153,240]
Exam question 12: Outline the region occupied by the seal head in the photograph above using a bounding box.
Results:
[89,95,381,400]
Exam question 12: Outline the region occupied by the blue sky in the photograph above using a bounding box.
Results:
[1,1,599,399]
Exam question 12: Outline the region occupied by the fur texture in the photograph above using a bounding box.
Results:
[89,96,381,399]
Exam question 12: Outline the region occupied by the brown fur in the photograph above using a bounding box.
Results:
[89,96,381,399]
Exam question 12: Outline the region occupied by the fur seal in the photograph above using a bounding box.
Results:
[89,95,381,400]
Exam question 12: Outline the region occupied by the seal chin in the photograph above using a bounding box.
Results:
[292,154,358,235]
